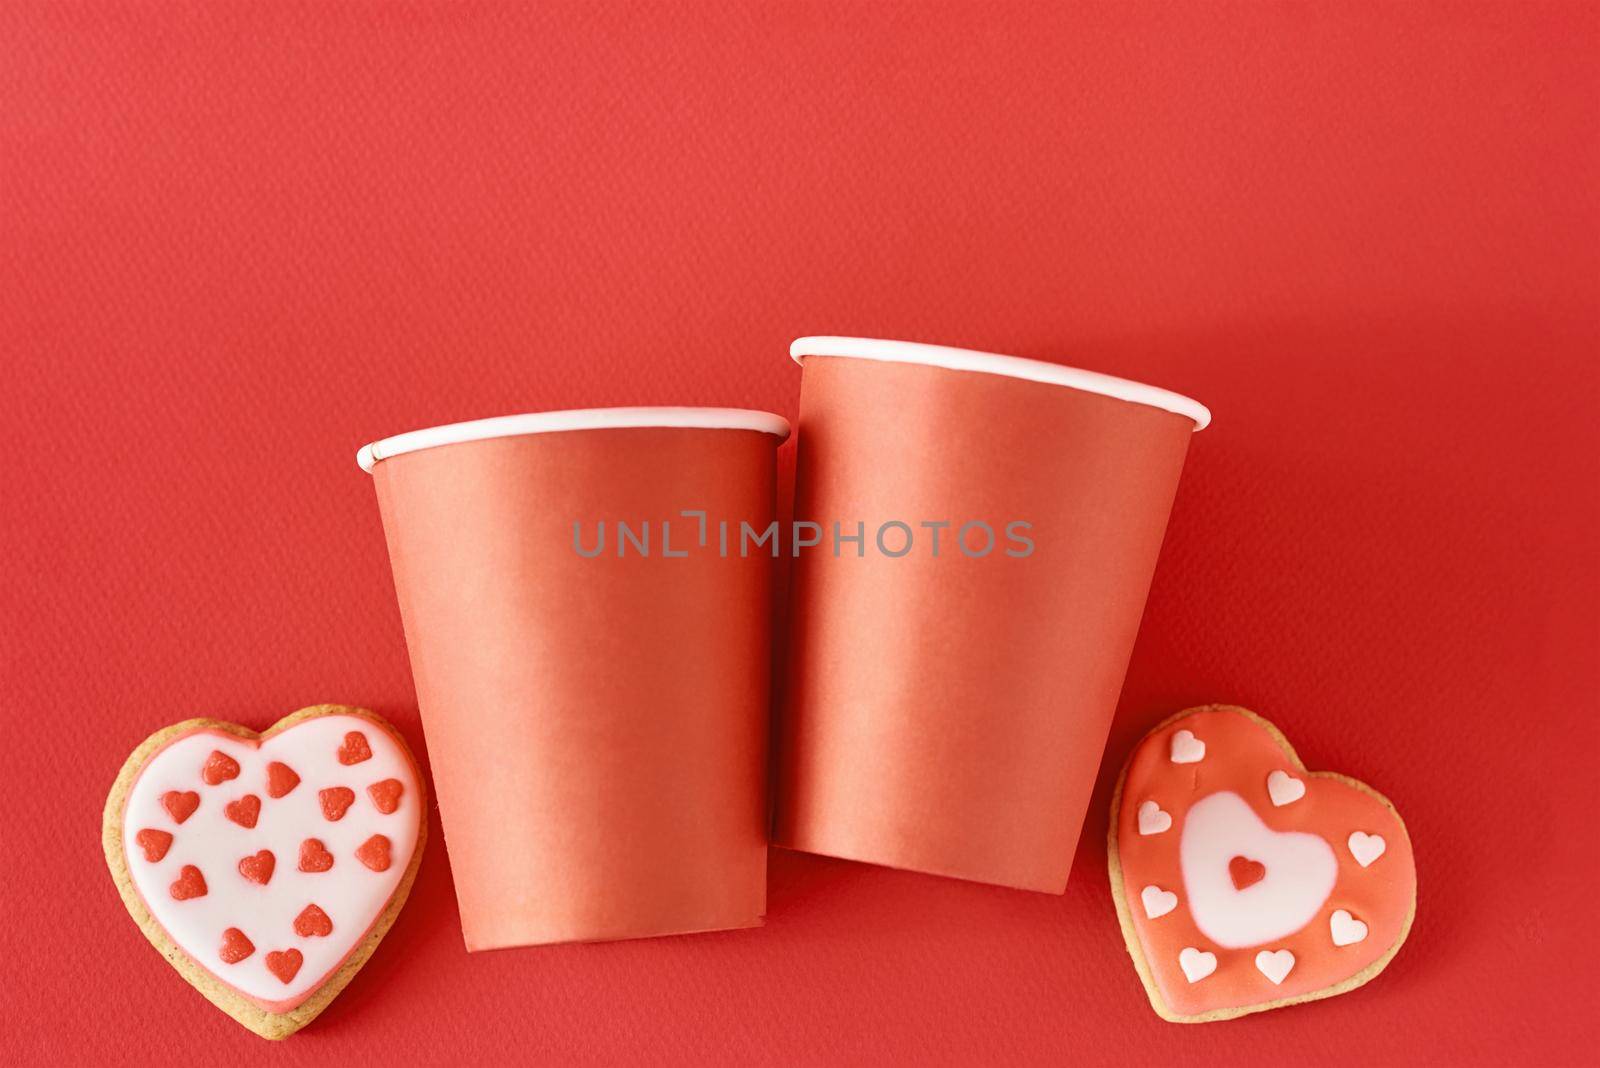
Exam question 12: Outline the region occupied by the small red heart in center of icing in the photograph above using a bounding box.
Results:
[367,778,404,814]
[169,865,207,900]
[294,904,333,937]
[265,761,300,798]
[161,790,200,824]
[337,731,372,765]
[224,795,261,829]
[238,850,276,885]
[202,750,240,785]
[1229,855,1267,890]
[355,834,392,872]
[135,828,173,862]
[219,927,255,964]
[319,786,356,821]
[265,948,303,985]
[298,838,334,872]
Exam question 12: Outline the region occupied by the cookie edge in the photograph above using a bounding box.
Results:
[101,703,430,1040]
[1105,703,1418,1024]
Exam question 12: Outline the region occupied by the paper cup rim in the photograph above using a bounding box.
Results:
[789,336,1211,430]
[356,406,791,472]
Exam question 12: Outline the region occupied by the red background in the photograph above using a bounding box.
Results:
[2,4,1596,1065]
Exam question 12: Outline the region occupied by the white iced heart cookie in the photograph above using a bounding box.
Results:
[1266,769,1306,806]
[1169,729,1206,764]
[1178,947,1217,983]
[1348,831,1387,867]
[1180,791,1337,948]
[1255,949,1296,985]
[1108,705,1417,1023]
[1141,886,1178,919]
[1137,800,1172,835]
[103,705,427,1040]
[1330,909,1369,947]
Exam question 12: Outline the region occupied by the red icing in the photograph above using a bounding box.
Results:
[265,761,300,798]
[319,786,356,821]
[135,829,173,863]
[293,904,333,938]
[1113,707,1416,1021]
[337,731,372,765]
[355,834,391,872]
[1229,856,1266,890]
[298,838,334,872]
[367,778,404,815]
[160,790,200,824]
[265,948,303,985]
[169,865,207,900]
[219,927,255,964]
[238,850,276,885]
[202,750,240,785]
[224,794,261,829]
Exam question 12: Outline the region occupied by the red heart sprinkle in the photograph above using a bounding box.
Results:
[355,834,392,872]
[135,828,173,863]
[266,761,300,798]
[169,865,207,900]
[1229,855,1267,890]
[293,904,333,938]
[265,948,303,985]
[319,786,356,821]
[224,794,261,829]
[367,778,404,814]
[238,849,276,885]
[298,838,334,872]
[202,750,240,785]
[161,790,200,824]
[337,731,373,765]
[219,927,255,964]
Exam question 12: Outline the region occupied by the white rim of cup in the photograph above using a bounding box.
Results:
[357,406,791,472]
[789,336,1211,430]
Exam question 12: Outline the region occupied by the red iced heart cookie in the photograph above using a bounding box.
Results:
[1108,705,1416,1023]
[102,705,427,1040]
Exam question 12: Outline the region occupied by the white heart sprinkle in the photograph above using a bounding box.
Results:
[1266,769,1306,806]
[1169,729,1206,764]
[1179,947,1217,983]
[1330,909,1369,946]
[1255,948,1296,985]
[1137,800,1172,835]
[1141,885,1178,919]
[1348,831,1387,867]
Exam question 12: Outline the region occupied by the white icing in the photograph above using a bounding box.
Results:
[1179,791,1337,949]
[1348,831,1387,867]
[1266,769,1306,807]
[1255,949,1295,985]
[1137,800,1172,835]
[1169,729,1206,764]
[1140,885,1178,919]
[1178,947,1217,983]
[1330,909,1369,946]
[121,715,420,1004]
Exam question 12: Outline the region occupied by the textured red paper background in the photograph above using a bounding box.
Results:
[2,4,1596,1065]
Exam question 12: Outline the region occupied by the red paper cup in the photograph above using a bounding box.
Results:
[359,407,789,948]
[773,338,1210,893]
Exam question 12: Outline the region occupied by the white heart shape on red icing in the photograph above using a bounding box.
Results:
[1330,908,1369,946]
[1266,769,1306,807]
[1348,831,1387,867]
[121,715,420,1006]
[1141,885,1178,919]
[1137,800,1172,835]
[1180,791,1337,948]
[1178,947,1217,983]
[1255,948,1295,984]
[1169,729,1206,764]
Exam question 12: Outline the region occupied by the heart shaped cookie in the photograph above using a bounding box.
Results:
[1107,705,1415,1023]
[102,705,427,1039]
